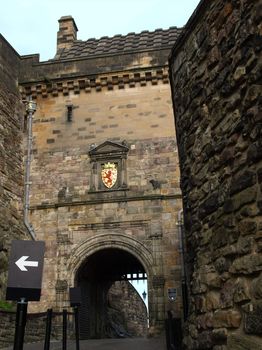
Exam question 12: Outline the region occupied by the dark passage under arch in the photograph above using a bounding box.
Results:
[75,248,148,339]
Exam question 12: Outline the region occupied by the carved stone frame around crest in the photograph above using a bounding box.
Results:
[89,141,129,192]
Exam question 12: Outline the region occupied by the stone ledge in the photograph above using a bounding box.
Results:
[30,193,182,210]
[20,68,170,99]
[69,219,149,231]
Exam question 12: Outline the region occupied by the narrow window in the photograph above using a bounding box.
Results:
[67,105,73,122]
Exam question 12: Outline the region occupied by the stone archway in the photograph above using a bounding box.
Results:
[68,233,154,277]
[67,233,161,338]
[76,248,148,338]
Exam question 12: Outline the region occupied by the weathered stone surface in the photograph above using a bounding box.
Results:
[204,272,221,288]
[0,35,30,301]
[212,328,227,343]
[108,281,147,337]
[195,295,207,313]
[191,275,207,295]
[212,227,228,249]
[214,257,230,274]
[0,310,74,346]
[229,254,262,274]
[197,312,213,329]
[0,252,8,273]
[220,280,235,308]
[238,220,257,236]
[230,170,256,195]
[169,0,261,347]
[247,141,262,164]
[206,292,220,311]
[199,192,220,219]
[197,330,213,349]
[213,310,241,328]
[233,278,250,304]
[227,333,262,350]
[213,346,227,350]
[251,273,262,300]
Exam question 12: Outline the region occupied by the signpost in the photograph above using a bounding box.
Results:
[6,240,45,350]
[69,287,82,350]
[6,240,45,301]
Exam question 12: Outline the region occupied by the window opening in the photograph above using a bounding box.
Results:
[67,104,73,122]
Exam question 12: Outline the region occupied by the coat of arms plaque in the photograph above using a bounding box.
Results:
[101,162,117,188]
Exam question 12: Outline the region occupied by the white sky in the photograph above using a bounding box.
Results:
[129,276,148,309]
[1,0,200,61]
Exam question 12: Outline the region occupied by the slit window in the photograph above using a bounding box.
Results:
[67,105,73,122]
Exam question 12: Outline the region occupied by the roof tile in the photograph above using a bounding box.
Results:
[53,26,182,60]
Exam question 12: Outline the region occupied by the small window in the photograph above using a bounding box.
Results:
[67,105,73,122]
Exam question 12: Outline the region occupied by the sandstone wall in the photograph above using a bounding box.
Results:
[26,76,182,331]
[0,35,29,300]
[169,0,262,349]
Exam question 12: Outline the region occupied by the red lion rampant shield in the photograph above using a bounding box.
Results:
[101,162,117,188]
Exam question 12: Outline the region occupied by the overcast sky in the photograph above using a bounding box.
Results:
[1,0,200,61]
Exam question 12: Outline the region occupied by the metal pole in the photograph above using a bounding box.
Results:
[74,306,80,350]
[24,97,37,240]
[168,311,175,350]
[178,210,188,321]
[13,298,28,350]
[44,309,53,350]
[62,309,67,350]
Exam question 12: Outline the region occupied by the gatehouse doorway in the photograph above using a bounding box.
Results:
[75,248,148,339]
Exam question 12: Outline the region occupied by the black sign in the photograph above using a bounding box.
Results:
[6,240,45,301]
[69,287,82,307]
[168,288,177,301]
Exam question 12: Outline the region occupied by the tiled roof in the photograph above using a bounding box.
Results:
[54,26,182,60]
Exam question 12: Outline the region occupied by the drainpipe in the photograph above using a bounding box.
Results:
[177,209,188,321]
[24,97,36,240]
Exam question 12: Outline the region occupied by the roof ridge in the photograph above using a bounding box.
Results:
[79,25,181,43]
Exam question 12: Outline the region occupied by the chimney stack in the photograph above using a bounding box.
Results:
[57,16,78,52]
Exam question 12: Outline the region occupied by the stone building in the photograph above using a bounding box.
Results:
[0,36,30,301]
[2,0,260,347]
[169,0,262,349]
[14,16,183,338]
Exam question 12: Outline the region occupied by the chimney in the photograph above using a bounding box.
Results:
[57,16,78,52]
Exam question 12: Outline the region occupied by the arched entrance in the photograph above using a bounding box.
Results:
[68,233,157,338]
[75,248,148,339]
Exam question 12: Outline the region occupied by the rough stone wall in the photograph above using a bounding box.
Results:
[0,310,75,349]
[169,0,262,349]
[0,35,29,300]
[108,281,148,337]
[0,311,46,349]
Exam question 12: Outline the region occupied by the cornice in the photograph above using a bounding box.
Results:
[29,193,182,211]
[20,67,170,99]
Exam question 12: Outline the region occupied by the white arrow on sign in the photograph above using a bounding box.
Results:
[15,256,39,272]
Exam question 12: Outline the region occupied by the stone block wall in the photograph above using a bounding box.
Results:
[27,84,180,206]
[13,16,184,333]
[25,74,182,332]
[0,35,29,300]
[169,0,261,349]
